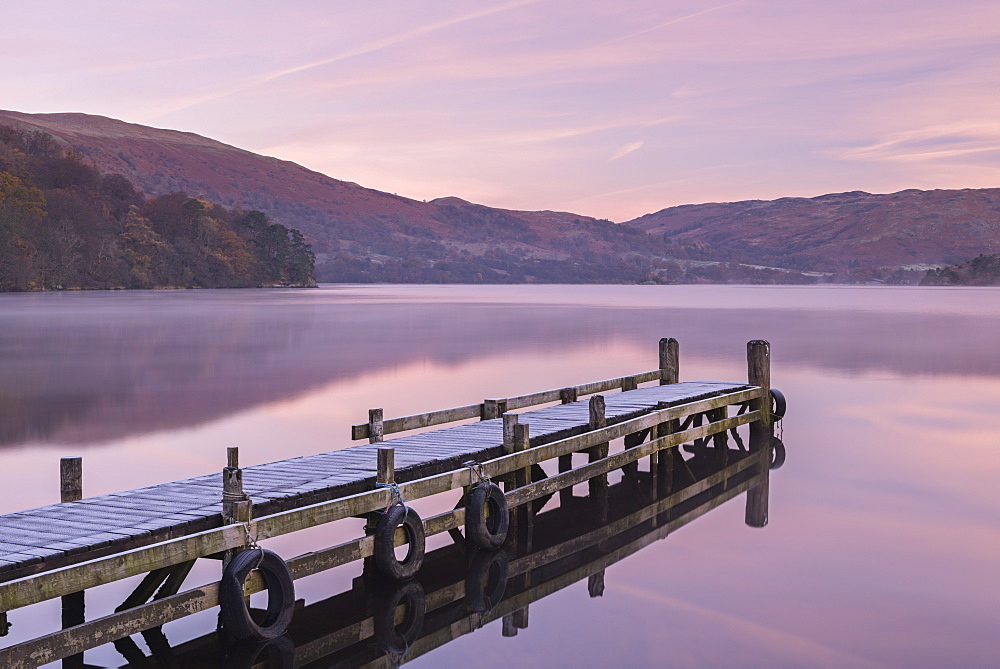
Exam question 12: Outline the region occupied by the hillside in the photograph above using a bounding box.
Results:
[0,125,314,290]
[0,110,725,284]
[5,110,994,284]
[626,189,1000,273]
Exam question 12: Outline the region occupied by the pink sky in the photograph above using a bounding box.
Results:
[3,0,1000,221]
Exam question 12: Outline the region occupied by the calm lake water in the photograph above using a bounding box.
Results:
[1,284,998,667]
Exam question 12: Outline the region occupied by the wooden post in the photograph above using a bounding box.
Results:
[368,408,384,444]
[710,406,729,465]
[655,402,678,498]
[60,457,85,669]
[499,413,519,491]
[502,413,519,451]
[222,447,252,567]
[588,396,608,504]
[377,447,395,486]
[621,377,642,480]
[513,423,533,550]
[659,337,679,385]
[60,457,82,503]
[558,388,577,505]
[482,399,506,420]
[745,340,772,528]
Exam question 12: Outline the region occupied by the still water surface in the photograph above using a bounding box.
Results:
[0,284,998,667]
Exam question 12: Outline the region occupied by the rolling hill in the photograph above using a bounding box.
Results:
[0,110,701,283]
[3,109,997,284]
[625,189,1000,272]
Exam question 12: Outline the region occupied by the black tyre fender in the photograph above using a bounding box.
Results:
[223,634,295,669]
[219,548,295,642]
[374,504,425,581]
[465,549,509,613]
[465,483,509,550]
[770,388,786,421]
[770,438,787,470]
[372,579,426,655]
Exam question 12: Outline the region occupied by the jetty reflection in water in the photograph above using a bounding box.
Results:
[103,438,783,668]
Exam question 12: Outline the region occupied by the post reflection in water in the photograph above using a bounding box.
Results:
[94,433,783,668]
[1,285,998,667]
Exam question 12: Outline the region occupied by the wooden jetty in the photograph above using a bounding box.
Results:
[114,440,777,667]
[0,338,780,667]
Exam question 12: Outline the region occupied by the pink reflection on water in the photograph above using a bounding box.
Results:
[0,285,997,666]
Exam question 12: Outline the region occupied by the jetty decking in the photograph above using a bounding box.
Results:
[124,444,769,667]
[0,338,778,667]
[0,380,748,582]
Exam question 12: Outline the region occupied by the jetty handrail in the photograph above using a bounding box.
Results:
[2,449,763,667]
[351,368,665,440]
[0,386,763,613]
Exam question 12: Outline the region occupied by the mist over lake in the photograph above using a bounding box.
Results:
[0,284,997,667]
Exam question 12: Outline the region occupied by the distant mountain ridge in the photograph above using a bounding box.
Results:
[625,188,1000,271]
[1,110,690,283]
[3,109,998,282]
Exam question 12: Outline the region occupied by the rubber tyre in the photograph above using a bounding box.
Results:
[465,549,509,613]
[219,548,295,642]
[465,483,509,550]
[374,504,425,581]
[373,579,426,655]
[770,388,786,421]
[223,634,295,669]
[770,438,787,470]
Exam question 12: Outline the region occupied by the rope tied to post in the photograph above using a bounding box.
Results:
[463,460,491,487]
[375,481,406,512]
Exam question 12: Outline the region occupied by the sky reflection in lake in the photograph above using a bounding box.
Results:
[0,285,997,667]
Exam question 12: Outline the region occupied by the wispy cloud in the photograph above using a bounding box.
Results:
[611,0,746,42]
[609,140,644,161]
[146,0,541,121]
[840,122,1000,163]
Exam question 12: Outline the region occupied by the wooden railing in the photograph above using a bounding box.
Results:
[351,368,665,441]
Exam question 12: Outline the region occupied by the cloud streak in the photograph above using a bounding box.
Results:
[146,0,541,121]
[609,140,644,161]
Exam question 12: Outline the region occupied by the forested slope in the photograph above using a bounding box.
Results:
[0,126,315,291]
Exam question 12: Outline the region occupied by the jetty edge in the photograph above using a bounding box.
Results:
[0,338,780,666]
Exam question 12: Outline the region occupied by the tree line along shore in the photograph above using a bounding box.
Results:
[0,125,315,291]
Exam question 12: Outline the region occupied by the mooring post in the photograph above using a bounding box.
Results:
[60,456,82,503]
[368,408,384,444]
[659,337,679,385]
[512,423,533,551]
[654,401,677,499]
[482,398,507,420]
[588,395,608,501]
[222,447,252,567]
[621,376,642,480]
[377,447,395,486]
[558,388,577,505]
[499,413,519,492]
[745,340,772,528]
[710,406,729,465]
[58,456,85,668]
